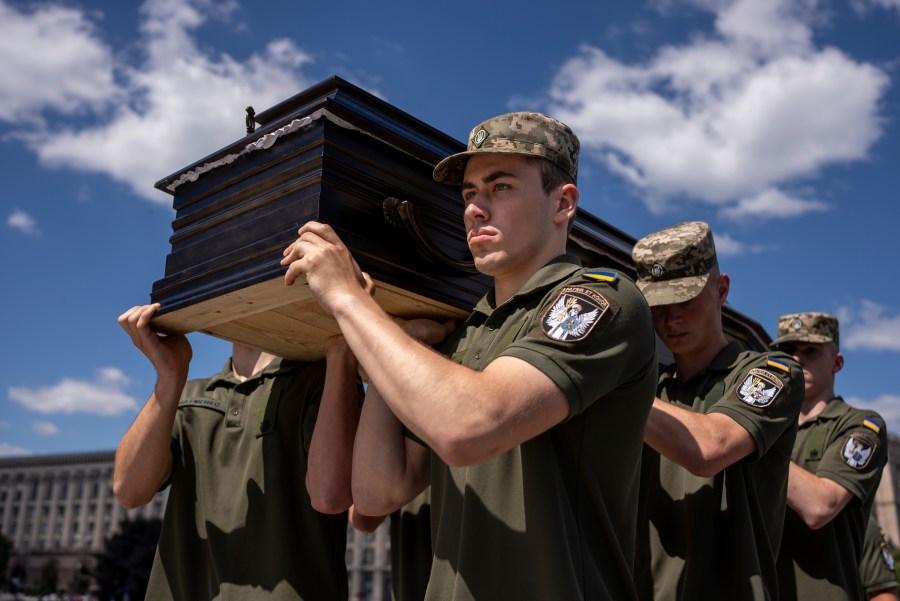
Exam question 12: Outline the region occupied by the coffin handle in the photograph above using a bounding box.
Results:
[383,197,478,274]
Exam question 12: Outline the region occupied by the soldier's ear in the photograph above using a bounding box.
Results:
[715,273,730,306]
[553,183,578,227]
[832,351,844,375]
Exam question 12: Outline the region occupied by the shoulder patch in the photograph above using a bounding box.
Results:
[842,431,878,469]
[880,529,896,572]
[736,368,784,408]
[863,416,882,434]
[542,286,610,342]
[583,269,618,283]
[178,398,226,413]
[766,357,791,373]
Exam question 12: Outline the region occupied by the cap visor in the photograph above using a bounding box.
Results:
[770,333,833,347]
[637,273,710,307]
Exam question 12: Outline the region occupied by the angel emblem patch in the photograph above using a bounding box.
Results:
[737,368,784,407]
[879,529,895,572]
[842,433,876,469]
[543,286,609,342]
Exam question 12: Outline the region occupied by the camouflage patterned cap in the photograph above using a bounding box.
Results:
[771,312,839,348]
[631,221,718,307]
[433,112,579,185]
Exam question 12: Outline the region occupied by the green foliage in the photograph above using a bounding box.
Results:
[95,516,162,601]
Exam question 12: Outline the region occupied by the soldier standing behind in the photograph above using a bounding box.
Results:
[773,312,889,600]
[631,221,804,600]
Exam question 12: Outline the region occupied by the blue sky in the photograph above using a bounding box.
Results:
[2,0,899,456]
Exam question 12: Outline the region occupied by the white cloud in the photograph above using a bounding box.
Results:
[8,367,139,416]
[546,0,888,214]
[0,443,31,457]
[7,209,40,235]
[837,300,900,352]
[0,1,119,123]
[846,395,900,437]
[712,231,769,257]
[719,188,829,220]
[4,0,319,204]
[32,420,60,437]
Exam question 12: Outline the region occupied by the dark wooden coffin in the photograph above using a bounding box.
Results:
[150,76,770,360]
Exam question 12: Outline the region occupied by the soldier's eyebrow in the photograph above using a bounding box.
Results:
[461,170,519,190]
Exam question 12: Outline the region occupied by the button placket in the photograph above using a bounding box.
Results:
[226,383,249,428]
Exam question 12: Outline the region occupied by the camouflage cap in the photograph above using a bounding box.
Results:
[433,112,579,185]
[771,312,839,348]
[631,221,718,307]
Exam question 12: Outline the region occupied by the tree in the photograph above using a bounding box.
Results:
[0,529,11,589]
[95,516,162,601]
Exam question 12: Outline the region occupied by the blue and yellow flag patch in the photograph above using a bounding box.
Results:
[584,270,618,283]
[863,417,882,434]
[766,357,791,373]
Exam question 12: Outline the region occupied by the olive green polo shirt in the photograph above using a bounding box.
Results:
[426,254,658,601]
[635,342,803,601]
[776,397,888,601]
[860,516,898,596]
[146,357,356,601]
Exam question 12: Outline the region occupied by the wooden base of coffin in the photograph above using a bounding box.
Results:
[152,275,467,361]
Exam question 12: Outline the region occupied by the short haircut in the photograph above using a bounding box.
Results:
[529,156,576,195]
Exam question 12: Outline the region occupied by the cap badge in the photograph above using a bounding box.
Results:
[790,318,803,330]
[650,263,665,278]
[472,128,488,148]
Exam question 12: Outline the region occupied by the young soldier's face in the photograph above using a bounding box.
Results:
[460,154,557,280]
[650,274,723,357]
[779,342,842,400]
